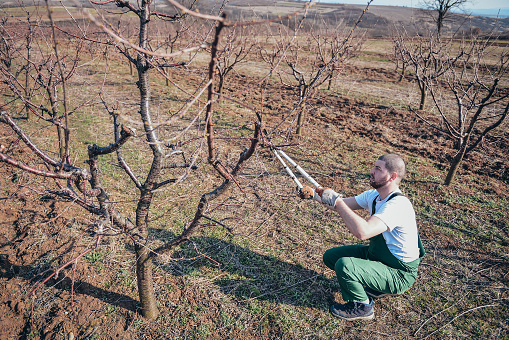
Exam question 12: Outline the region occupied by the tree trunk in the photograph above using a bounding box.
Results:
[135,242,158,319]
[398,63,406,82]
[134,192,159,319]
[444,135,469,185]
[437,11,444,39]
[296,85,310,136]
[419,82,426,110]
[134,0,161,320]
[296,101,306,136]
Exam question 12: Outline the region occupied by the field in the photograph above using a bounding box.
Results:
[1,1,508,340]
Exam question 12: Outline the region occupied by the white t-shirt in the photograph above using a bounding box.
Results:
[355,189,419,262]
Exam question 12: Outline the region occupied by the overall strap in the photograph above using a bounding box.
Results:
[371,192,425,258]
[371,192,404,215]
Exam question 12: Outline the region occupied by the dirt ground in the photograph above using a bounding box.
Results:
[1,56,508,339]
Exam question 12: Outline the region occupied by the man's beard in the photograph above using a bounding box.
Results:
[370,176,390,189]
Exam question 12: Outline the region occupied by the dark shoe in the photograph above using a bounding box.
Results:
[329,299,374,321]
[365,287,390,299]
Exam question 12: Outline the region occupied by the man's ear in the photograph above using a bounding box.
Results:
[390,172,397,181]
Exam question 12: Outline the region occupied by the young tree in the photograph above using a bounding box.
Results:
[0,0,321,322]
[215,25,255,94]
[395,32,460,110]
[392,38,410,82]
[258,3,369,136]
[0,0,261,320]
[412,37,509,185]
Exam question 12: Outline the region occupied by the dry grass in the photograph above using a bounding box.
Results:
[0,6,508,340]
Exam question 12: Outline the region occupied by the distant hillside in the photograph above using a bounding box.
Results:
[218,1,509,37]
[2,0,508,38]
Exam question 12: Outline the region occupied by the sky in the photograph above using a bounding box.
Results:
[317,0,509,11]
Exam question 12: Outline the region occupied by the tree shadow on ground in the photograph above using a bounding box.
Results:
[0,209,337,319]
[0,199,140,314]
[0,253,139,313]
[151,229,338,311]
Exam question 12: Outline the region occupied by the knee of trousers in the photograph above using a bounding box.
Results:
[322,249,337,270]
[334,257,360,282]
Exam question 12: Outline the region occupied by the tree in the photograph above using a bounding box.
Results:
[392,38,410,82]
[258,3,369,136]
[0,0,319,321]
[0,0,261,320]
[420,0,469,38]
[215,25,255,94]
[395,32,460,110]
[412,37,509,185]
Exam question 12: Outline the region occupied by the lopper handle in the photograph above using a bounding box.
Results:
[277,150,321,188]
[272,148,303,189]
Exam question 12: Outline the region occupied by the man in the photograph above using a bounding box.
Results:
[299,154,424,321]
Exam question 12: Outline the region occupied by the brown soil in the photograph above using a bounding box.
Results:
[1,56,508,339]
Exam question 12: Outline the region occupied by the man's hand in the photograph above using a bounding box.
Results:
[316,187,342,209]
[298,185,315,199]
[315,187,327,197]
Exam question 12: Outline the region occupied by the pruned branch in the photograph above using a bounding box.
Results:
[0,111,62,167]
[88,125,135,157]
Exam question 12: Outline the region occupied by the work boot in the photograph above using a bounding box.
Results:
[329,299,374,321]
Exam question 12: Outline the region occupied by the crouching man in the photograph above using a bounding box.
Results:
[300,154,424,321]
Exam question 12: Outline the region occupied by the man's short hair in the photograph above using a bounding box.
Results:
[378,154,406,182]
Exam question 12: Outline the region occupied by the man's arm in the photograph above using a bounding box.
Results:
[301,186,387,240]
[342,196,362,210]
[334,198,388,240]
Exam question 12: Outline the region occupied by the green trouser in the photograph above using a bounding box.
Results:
[323,234,420,302]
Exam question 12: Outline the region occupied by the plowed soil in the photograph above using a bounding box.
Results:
[1,58,508,339]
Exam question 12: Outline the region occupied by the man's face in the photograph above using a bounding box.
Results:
[370,160,391,189]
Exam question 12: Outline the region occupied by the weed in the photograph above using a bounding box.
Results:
[124,277,137,289]
[84,335,99,340]
[27,330,40,338]
[220,312,236,327]
[193,324,212,339]
[103,279,114,289]
[85,250,105,263]
[132,319,143,330]
[247,300,263,315]
[105,305,119,316]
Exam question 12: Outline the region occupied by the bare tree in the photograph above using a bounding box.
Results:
[392,37,410,82]
[0,0,252,320]
[258,3,369,136]
[0,0,319,322]
[420,0,469,38]
[395,32,462,110]
[215,25,255,94]
[412,37,509,185]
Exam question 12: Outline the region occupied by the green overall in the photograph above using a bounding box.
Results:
[323,193,425,302]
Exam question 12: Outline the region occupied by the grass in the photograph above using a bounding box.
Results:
[1,11,508,339]
[85,250,105,264]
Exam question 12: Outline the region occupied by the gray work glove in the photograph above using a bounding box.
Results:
[315,187,341,209]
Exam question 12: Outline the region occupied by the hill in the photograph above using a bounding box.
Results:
[220,1,509,37]
[2,0,508,37]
